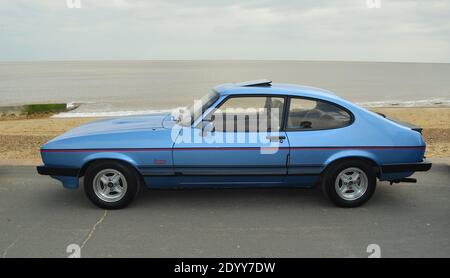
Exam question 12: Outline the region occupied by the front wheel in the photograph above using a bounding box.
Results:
[321,160,376,207]
[84,161,140,209]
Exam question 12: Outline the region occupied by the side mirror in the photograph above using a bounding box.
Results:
[171,107,186,122]
[202,121,215,136]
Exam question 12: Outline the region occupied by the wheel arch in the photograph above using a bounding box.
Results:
[322,155,380,177]
[78,157,141,178]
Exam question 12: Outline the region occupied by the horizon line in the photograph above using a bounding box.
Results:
[0,58,449,65]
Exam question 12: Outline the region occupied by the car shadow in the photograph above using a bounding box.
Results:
[142,186,403,208]
[38,182,408,210]
[135,187,331,209]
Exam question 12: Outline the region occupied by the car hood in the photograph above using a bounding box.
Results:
[52,113,174,140]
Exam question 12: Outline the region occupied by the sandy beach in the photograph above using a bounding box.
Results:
[0,107,449,165]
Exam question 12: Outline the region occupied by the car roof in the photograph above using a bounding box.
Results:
[213,80,341,102]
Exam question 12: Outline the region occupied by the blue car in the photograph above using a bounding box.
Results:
[37,80,431,208]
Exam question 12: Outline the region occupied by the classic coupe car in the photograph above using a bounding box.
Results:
[37,80,431,209]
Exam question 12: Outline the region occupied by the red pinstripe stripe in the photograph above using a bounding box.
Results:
[290,146,425,150]
[41,146,425,153]
[41,148,171,153]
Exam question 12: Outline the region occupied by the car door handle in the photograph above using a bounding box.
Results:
[266,135,286,142]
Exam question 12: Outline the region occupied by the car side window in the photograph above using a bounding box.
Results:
[208,96,285,132]
[287,98,351,130]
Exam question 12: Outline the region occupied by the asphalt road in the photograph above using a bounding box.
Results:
[0,163,449,258]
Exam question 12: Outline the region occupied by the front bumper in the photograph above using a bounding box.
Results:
[37,166,79,177]
[380,160,432,173]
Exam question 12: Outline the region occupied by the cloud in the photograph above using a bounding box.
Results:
[0,0,449,62]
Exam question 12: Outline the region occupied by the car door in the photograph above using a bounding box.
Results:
[172,95,290,185]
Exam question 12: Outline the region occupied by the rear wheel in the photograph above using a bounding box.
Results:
[321,160,376,207]
[84,161,140,209]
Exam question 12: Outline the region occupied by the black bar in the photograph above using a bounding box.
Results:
[36,166,79,177]
[0,258,446,276]
[381,160,432,173]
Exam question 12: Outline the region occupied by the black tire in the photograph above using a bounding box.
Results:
[84,160,140,209]
[321,159,376,207]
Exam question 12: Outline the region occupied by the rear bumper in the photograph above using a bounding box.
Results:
[380,160,432,173]
[37,166,79,177]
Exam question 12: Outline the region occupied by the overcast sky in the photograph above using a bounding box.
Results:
[0,0,449,62]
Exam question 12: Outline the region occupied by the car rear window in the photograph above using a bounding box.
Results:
[287,98,352,130]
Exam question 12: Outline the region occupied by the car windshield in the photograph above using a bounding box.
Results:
[178,91,219,126]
